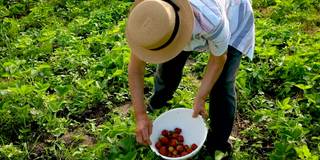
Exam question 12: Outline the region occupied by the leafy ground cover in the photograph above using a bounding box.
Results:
[0,0,319,159]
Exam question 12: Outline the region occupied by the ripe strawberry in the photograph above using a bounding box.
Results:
[160,137,169,145]
[157,128,199,157]
[161,129,169,137]
[181,151,189,156]
[172,133,179,139]
[159,146,167,156]
[174,128,182,134]
[187,148,193,153]
[155,142,162,149]
[168,146,174,152]
[177,135,184,142]
[176,144,184,152]
[172,150,178,156]
[169,139,177,147]
[169,131,174,137]
[191,143,198,150]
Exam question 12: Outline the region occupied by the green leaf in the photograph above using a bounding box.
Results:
[112,69,123,78]
[0,6,10,18]
[55,85,71,96]
[0,143,23,158]
[215,150,227,160]
[44,95,63,112]
[295,145,311,159]
[294,84,313,90]
[305,94,319,104]
[276,98,292,110]
[122,151,137,160]
[35,82,50,93]
[119,135,136,152]
[311,75,320,82]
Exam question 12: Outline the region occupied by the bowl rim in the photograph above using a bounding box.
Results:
[149,108,208,159]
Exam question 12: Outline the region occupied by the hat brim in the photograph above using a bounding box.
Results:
[126,0,194,64]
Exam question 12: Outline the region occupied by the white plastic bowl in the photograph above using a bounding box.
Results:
[150,108,208,160]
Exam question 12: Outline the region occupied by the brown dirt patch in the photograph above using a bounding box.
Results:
[61,128,96,147]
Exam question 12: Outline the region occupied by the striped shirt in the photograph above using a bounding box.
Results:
[184,0,255,59]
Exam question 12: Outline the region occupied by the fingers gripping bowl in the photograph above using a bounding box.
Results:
[150,108,208,159]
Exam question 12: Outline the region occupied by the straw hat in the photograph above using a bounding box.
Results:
[126,0,194,64]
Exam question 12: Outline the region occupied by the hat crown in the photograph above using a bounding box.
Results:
[127,0,176,49]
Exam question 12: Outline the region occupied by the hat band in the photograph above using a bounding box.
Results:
[151,0,180,51]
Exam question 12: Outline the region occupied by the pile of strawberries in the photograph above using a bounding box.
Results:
[155,128,198,158]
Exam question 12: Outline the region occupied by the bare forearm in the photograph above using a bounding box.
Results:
[196,53,227,100]
[128,72,145,116]
[128,55,147,118]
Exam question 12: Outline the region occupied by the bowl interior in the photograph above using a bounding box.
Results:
[150,108,208,159]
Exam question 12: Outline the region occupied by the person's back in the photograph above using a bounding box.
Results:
[185,0,255,59]
[226,0,255,58]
